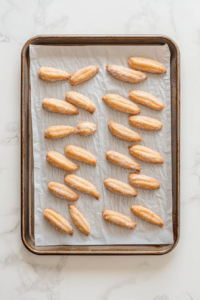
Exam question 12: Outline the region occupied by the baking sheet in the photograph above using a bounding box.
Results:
[30,44,173,246]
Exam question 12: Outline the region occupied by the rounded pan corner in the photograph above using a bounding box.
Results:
[158,34,180,56]
[21,231,41,255]
[21,35,48,57]
[160,234,180,256]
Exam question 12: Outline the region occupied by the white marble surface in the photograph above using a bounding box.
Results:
[0,0,199,299]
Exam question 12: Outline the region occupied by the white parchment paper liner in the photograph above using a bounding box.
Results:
[30,44,173,246]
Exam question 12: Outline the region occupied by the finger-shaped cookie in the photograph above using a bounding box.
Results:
[42,98,79,115]
[129,116,163,131]
[102,94,140,114]
[46,150,80,172]
[45,126,76,139]
[65,145,97,166]
[128,145,164,164]
[65,91,96,114]
[106,65,147,83]
[64,174,100,200]
[130,205,164,227]
[128,57,167,74]
[104,178,137,197]
[129,90,164,111]
[69,65,99,86]
[43,208,73,235]
[48,181,79,201]
[102,210,137,229]
[106,150,141,172]
[69,205,90,236]
[38,67,70,82]
[108,120,142,142]
[129,174,160,190]
[76,121,97,136]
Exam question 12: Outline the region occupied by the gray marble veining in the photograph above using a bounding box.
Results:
[0,0,199,299]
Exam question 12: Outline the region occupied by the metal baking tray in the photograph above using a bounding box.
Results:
[21,35,180,255]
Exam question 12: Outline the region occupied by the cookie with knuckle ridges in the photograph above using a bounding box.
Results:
[65,145,97,166]
[128,145,164,164]
[104,177,137,197]
[43,208,73,235]
[129,90,164,111]
[102,94,140,114]
[130,205,164,227]
[46,150,80,172]
[106,150,141,172]
[69,65,99,86]
[45,126,76,139]
[42,98,79,115]
[129,115,163,131]
[106,64,147,83]
[128,57,167,74]
[64,175,100,200]
[48,181,79,201]
[102,210,137,229]
[38,66,70,82]
[76,121,97,136]
[129,174,160,190]
[65,91,96,114]
[108,120,142,142]
[69,205,90,236]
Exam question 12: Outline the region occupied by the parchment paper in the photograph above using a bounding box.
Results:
[30,44,173,246]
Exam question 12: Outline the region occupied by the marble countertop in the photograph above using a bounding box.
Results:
[0,0,198,299]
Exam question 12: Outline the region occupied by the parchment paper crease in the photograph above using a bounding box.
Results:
[30,44,173,246]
